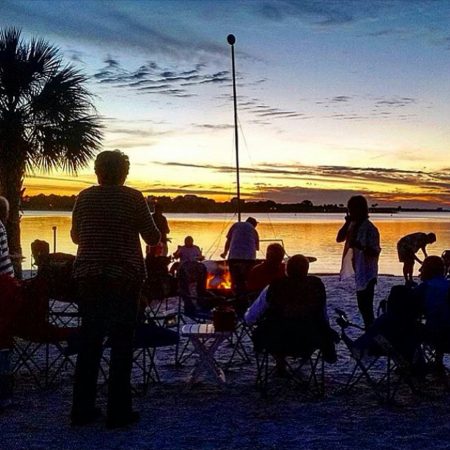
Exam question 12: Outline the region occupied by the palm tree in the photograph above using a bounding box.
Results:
[0,28,102,277]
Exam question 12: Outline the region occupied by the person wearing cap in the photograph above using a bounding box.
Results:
[220,217,259,296]
[245,254,337,374]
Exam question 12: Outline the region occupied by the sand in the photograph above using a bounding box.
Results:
[2,275,450,450]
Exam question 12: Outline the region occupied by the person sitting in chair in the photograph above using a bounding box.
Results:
[415,255,450,371]
[245,254,337,374]
[173,236,204,264]
[246,243,286,294]
[441,250,450,278]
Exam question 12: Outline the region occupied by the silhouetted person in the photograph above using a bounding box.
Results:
[71,150,160,428]
[442,250,450,278]
[337,195,381,329]
[173,235,204,265]
[170,235,204,278]
[221,217,259,295]
[397,232,436,284]
[150,203,170,256]
[415,255,450,370]
[247,243,285,293]
[0,196,16,411]
[0,196,13,278]
[245,254,337,374]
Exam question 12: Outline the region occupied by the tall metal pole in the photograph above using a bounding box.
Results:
[227,34,241,222]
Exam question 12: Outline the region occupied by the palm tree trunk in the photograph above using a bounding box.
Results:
[0,165,24,279]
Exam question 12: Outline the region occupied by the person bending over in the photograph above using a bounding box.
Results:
[70,150,160,428]
[397,232,436,284]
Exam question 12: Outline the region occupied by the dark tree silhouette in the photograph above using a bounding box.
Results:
[0,28,102,276]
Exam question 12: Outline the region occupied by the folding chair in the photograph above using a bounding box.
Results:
[255,348,325,399]
[224,291,258,368]
[31,241,80,329]
[420,330,450,390]
[143,255,178,325]
[335,308,420,404]
[251,315,331,399]
[12,276,78,388]
[101,321,179,395]
[141,277,178,329]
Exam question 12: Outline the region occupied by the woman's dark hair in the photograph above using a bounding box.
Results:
[94,150,130,186]
[347,195,369,221]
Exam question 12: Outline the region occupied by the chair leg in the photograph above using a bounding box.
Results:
[255,350,272,398]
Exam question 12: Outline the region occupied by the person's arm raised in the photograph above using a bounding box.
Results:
[336,216,351,243]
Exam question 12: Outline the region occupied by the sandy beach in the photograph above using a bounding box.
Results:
[3,275,450,450]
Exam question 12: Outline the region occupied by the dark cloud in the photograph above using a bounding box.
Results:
[331,96,351,103]
[314,94,418,121]
[256,0,356,26]
[234,97,308,121]
[26,174,94,185]
[1,1,226,59]
[153,160,450,202]
[193,124,234,130]
[375,97,416,108]
[92,59,230,98]
[253,185,450,208]
[141,186,232,196]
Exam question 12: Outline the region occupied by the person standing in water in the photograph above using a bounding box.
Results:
[337,195,381,329]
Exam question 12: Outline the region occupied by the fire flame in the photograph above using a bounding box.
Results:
[206,266,232,290]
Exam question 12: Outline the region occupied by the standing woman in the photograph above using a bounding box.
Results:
[70,150,160,428]
[337,195,381,328]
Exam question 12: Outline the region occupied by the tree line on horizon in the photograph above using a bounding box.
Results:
[22,193,419,214]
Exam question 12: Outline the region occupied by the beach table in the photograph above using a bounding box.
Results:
[181,323,232,385]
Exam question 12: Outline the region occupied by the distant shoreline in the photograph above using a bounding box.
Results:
[22,207,449,214]
[21,194,448,214]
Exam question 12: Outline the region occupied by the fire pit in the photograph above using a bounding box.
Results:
[202,260,234,297]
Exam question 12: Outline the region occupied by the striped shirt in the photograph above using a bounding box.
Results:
[0,220,14,277]
[71,185,160,281]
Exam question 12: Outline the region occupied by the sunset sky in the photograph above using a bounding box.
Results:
[1,0,450,207]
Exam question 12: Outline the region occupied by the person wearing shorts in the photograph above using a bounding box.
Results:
[397,232,436,284]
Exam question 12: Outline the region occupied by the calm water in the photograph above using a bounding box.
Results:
[21,211,450,276]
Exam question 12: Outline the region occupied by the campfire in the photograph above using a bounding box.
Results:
[204,260,233,293]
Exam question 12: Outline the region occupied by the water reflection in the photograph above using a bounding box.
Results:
[21,212,450,276]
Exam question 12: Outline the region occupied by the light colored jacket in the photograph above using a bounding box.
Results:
[340,219,380,291]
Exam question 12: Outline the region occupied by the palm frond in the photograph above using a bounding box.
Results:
[0,26,103,178]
